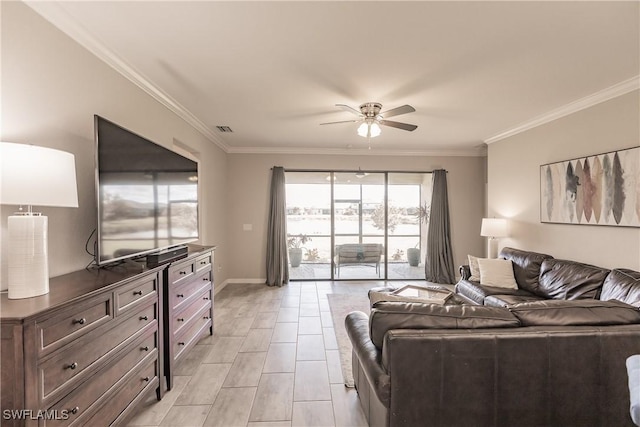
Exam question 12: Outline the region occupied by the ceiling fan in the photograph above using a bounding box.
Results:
[320,102,418,138]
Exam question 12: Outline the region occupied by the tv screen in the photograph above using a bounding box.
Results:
[95,115,199,265]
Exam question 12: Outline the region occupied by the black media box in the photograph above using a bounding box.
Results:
[146,245,189,267]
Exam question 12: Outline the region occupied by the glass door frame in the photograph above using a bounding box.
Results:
[285,169,432,281]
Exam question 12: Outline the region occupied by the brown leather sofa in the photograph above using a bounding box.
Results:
[345,248,640,426]
[456,247,640,308]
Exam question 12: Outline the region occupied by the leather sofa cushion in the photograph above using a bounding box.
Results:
[369,301,520,349]
[499,247,553,295]
[484,293,545,308]
[508,299,640,326]
[538,259,609,300]
[455,279,537,305]
[600,269,640,307]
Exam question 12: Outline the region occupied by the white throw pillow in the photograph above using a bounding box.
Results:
[477,258,518,289]
[467,255,483,281]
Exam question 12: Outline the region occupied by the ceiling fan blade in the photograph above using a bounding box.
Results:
[336,104,364,117]
[320,119,361,126]
[379,104,415,119]
[379,120,418,132]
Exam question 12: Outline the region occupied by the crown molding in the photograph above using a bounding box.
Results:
[226,145,487,157]
[484,76,640,144]
[25,1,229,153]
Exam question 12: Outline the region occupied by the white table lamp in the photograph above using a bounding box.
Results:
[1,142,78,299]
[480,218,508,259]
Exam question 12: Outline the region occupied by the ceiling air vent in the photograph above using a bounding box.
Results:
[216,126,233,133]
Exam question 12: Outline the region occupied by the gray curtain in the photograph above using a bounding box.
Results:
[266,166,289,286]
[425,169,455,284]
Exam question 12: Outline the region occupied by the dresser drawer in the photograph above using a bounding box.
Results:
[173,305,212,362]
[195,252,212,274]
[170,269,211,312]
[39,304,156,403]
[36,294,112,356]
[82,358,158,427]
[43,331,158,427]
[114,273,158,316]
[169,258,195,286]
[173,287,212,337]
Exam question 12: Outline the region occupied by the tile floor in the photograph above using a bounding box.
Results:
[128,280,402,427]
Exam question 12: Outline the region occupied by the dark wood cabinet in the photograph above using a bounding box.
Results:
[0,265,164,427]
[0,245,215,425]
[163,247,214,390]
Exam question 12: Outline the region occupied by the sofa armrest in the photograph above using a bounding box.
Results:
[345,311,391,406]
[460,264,471,280]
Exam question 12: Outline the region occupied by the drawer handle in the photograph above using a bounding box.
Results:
[203,316,210,320]
[139,315,149,321]
[143,376,150,382]
[73,318,86,325]
[66,362,78,370]
[70,407,79,415]
[177,318,184,322]
[202,277,208,281]
[200,261,207,265]
[133,290,143,296]
[203,297,210,301]
[178,342,185,346]
[179,271,187,275]
[141,346,149,351]
[177,294,184,298]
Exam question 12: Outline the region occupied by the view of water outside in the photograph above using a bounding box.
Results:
[286,171,431,280]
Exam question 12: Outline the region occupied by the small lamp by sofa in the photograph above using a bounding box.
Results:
[0,142,78,299]
[480,218,508,258]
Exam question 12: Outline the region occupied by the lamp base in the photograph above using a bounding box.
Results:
[8,214,49,299]
[487,238,500,259]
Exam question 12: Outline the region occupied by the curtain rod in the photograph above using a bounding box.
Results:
[271,167,447,173]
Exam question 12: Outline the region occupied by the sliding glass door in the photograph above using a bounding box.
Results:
[333,172,385,279]
[387,173,432,279]
[285,170,431,281]
[285,172,332,280]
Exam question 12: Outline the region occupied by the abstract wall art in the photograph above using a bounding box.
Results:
[540,146,640,227]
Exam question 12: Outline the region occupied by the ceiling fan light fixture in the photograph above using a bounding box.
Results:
[370,122,381,138]
[357,120,382,138]
[357,122,369,137]
[322,102,416,137]
[355,167,368,178]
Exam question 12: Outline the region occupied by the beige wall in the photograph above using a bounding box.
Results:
[1,2,486,288]
[226,153,486,281]
[6,0,633,286]
[487,91,640,269]
[0,2,229,288]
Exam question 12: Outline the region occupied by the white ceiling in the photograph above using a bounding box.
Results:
[28,1,640,156]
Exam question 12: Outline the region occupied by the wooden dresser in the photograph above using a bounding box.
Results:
[163,246,214,389]
[0,265,164,427]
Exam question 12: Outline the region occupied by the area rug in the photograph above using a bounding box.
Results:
[327,293,370,387]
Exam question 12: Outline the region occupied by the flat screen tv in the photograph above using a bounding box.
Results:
[94,115,199,265]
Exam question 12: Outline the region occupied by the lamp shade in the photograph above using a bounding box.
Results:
[0,142,78,208]
[480,218,508,238]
